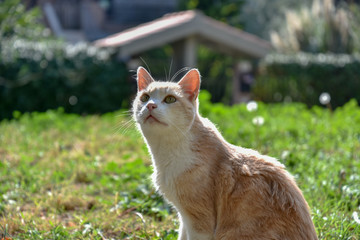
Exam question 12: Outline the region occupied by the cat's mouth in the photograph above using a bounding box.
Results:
[145,114,167,126]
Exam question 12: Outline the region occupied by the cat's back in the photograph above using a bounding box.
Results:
[186,118,317,238]
[213,145,317,239]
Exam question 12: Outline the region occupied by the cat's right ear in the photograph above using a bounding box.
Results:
[137,67,154,92]
[178,69,201,102]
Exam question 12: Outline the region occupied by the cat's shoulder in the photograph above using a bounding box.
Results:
[228,145,286,176]
[224,146,304,210]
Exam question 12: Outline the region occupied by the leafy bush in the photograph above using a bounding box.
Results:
[0,39,132,120]
[179,0,243,27]
[253,52,360,107]
[0,0,50,40]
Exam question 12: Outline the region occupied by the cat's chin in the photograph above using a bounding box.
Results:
[141,115,168,127]
[145,116,167,126]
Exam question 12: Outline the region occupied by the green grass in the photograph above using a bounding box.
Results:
[0,93,359,239]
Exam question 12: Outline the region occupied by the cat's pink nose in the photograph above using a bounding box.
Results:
[147,103,157,111]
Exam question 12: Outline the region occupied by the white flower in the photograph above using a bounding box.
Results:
[353,211,360,224]
[281,150,290,160]
[82,223,92,235]
[252,116,265,126]
[246,101,258,112]
[319,92,331,105]
[69,95,78,105]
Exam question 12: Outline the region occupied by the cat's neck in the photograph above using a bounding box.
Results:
[142,114,228,164]
[142,113,230,200]
[142,116,202,190]
[142,115,200,155]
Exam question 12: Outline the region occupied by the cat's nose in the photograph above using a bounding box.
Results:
[147,103,157,111]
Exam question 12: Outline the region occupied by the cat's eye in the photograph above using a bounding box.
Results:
[164,95,176,104]
[140,94,150,102]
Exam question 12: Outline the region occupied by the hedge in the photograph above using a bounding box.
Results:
[253,53,360,107]
[0,39,132,120]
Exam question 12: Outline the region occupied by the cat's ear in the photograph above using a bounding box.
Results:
[137,67,154,91]
[178,69,201,101]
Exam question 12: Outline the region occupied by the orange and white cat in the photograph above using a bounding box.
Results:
[133,67,318,240]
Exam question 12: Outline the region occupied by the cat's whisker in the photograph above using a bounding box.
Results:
[122,118,135,130]
[140,57,151,75]
[170,67,191,82]
[113,112,133,123]
[129,69,137,79]
[113,118,135,136]
[115,109,133,116]
[168,58,174,82]
[112,122,125,136]
[164,66,168,82]
[118,124,134,137]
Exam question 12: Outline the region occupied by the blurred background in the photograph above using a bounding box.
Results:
[1,0,360,120]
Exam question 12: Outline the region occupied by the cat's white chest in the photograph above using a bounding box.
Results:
[149,140,195,204]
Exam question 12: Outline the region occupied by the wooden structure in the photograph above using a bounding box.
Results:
[94,10,272,71]
[95,10,273,103]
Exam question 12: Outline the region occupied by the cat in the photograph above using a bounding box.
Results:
[132,66,318,240]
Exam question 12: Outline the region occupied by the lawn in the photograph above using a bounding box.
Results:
[0,92,359,239]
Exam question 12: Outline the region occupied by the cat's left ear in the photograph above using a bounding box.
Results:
[178,69,201,102]
[137,67,154,92]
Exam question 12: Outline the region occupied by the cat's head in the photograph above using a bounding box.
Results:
[133,67,201,137]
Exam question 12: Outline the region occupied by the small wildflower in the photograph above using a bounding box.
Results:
[82,223,92,235]
[353,211,360,224]
[69,96,78,106]
[252,116,265,126]
[319,92,331,105]
[246,101,258,112]
[281,150,290,160]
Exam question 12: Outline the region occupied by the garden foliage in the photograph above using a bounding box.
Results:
[253,52,360,108]
[0,39,131,120]
[0,0,50,40]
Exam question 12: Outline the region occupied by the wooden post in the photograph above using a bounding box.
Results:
[171,36,197,75]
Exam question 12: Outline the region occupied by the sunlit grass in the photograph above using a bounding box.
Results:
[0,95,360,239]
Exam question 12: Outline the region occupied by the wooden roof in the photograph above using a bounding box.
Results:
[94,10,272,59]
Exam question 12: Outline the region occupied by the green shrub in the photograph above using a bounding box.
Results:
[253,52,360,107]
[0,0,50,40]
[0,39,132,120]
